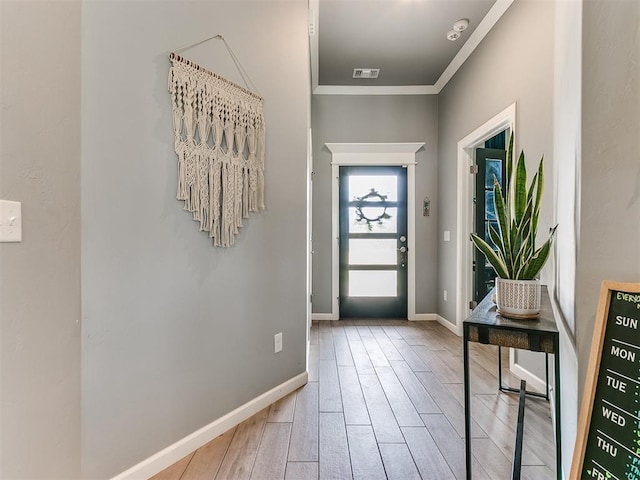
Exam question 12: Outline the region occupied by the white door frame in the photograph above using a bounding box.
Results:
[455,103,516,334]
[325,142,425,320]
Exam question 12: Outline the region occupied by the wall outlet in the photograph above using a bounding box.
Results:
[443,290,448,301]
[274,332,283,353]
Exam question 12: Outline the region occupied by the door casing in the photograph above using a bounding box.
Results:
[325,143,424,320]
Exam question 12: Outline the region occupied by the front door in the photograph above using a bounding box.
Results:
[339,166,408,318]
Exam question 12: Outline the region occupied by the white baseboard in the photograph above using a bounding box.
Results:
[111,371,309,480]
[409,313,436,321]
[510,356,547,395]
[313,313,438,321]
[312,313,337,321]
[436,314,460,335]
[313,313,442,322]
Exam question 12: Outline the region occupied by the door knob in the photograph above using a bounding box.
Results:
[398,245,408,268]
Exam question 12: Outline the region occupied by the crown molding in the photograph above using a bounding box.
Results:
[314,85,437,96]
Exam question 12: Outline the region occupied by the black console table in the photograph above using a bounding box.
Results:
[463,286,561,479]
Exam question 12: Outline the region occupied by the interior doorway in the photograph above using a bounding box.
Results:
[338,166,408,318]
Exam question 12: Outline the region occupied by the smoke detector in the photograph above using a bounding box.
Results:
[353,68,380,79]
[453,18,469,32]
[446,30,461,41]
[447,18,469,41]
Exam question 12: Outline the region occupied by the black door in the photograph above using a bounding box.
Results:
[474,147,506,303]
[339,166,408,318]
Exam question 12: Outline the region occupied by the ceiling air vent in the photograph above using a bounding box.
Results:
[353,68,380,79]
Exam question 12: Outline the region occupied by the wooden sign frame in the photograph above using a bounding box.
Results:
[570,280,640,479]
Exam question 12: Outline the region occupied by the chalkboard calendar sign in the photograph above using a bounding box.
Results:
[571,281,640,480]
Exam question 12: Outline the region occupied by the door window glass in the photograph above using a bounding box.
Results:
[348,271,397,297]
[348,175,397,201]
[349,239,397,265]
[349,207,397,233]
[486,191,497,220]
[485,159,503,188]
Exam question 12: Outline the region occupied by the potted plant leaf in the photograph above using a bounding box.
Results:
[470,133,557,319]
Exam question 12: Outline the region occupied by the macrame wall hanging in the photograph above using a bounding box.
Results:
[168,34,265,247]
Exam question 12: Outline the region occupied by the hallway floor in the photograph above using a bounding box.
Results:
[151,320,555,479]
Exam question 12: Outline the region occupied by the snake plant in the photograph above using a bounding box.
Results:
[470,134,557,281]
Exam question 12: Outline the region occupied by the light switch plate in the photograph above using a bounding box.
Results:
[0,200,22,242]
[444,230,450,242]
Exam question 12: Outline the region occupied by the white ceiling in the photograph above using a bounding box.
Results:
[310,0,514,94]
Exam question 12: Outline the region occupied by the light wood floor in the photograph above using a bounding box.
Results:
[151,320,555,480]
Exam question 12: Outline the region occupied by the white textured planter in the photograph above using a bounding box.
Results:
[495,278,541,319]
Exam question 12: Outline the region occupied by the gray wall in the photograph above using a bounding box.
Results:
[437,0,554,383]
[577,0,640,421]
[81,1,309,477]
[552,1,640,473]
[0,1,82,478]
[436,1,640,476]
[311,95,439,315]
[437,0,555,326]
[553,0,582,469]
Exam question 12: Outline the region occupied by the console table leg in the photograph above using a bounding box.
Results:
[554,347,562,480]
[464,328,472,480]
[498,346,503,389]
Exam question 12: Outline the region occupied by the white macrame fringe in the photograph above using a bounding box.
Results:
[168,54,265,247]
